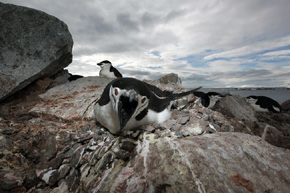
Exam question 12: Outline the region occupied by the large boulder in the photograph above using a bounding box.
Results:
[213,95,257,122]
[30,77,113,119]
[158,73,182,86]
[0,2,73,101]
[80,132,290,193]
[281,99,290,111]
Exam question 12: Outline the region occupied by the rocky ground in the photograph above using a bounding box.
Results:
[0,74,290,193]
[1,2,290,192]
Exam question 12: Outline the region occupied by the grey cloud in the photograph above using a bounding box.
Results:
[226,69,272,78]
[117,13,139,31]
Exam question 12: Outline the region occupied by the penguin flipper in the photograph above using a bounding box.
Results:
[171,86,202,100]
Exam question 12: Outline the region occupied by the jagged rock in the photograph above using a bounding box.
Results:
[80,133,290,193]
[213,95,257,122]
[0,170,24,190]
[0,2,73,101]
[158,73,182,86]
[1,74,290,192]
[30,77,113,119]
[281,99,290,111]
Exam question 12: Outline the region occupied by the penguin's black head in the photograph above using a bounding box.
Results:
[109,78,150,134]
[246,95,258,104]
[97,60,112,67]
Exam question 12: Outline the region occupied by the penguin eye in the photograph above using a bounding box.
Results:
[114,89,118,96]
[141,97,146,104]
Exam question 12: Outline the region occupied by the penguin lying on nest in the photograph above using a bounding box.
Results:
[246,95,281,113]
[94,77,201,135]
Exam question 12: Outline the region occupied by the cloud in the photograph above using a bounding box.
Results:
[3,0,290,87]
[204,36,290,60]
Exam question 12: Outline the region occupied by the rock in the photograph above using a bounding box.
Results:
[82,133,290,193]
[254,113,290,149]
[1,73,290,192]
[0,2,73,101]
[158,73,182,86]
[281,99,290,111]
[0,170,24,190]
[50,181,69,193]
[30,77,113,119]
[213,95,258,122]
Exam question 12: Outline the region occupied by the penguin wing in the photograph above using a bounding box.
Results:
[110,66,123,78]
[193,91,205,98]
[148,92,172,112]
[143,82,173,97]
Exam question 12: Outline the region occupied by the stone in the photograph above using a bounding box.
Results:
[158,73,182,86]
[213,95,258,122]
[0,170,24,190]
[88,133,290,193]
[281,99,290,111]
[1,73,290,192]
[50,181,69,193]
[30,77,112,119]
[0,2,73,101]
[23,169,39,189]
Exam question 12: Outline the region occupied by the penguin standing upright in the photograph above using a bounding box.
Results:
[94,77,201,134]
[97,60,123,78]
[246,95,281,113]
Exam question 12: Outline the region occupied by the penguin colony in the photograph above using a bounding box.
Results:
[95,60,282,135]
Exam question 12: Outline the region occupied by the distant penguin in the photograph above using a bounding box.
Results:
[194,91,225,108]
[68,73,83,81]
[97,60,123,78]
[246,96,281,113]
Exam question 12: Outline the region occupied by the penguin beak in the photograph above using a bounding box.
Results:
[117,93,138,134]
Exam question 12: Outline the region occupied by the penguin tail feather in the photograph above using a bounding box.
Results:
[171,86,202,100]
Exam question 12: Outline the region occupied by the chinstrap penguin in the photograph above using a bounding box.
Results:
[97,60,123,78]
[68,73,83,81]
[194,91,225,108]
[246,95,281,113]
[94,78,201,135]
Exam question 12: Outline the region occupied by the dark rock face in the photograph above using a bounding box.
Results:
[213,95,290,149]
[0,2,73,101]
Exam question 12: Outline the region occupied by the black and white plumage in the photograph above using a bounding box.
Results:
[246,95,281,113]
[194,91,225,108]
[97,60,123,78]
[94,78,201,135]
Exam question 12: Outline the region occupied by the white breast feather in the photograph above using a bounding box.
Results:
[99,66,115,78]
[94,103,119,134]
[250,104,269,112]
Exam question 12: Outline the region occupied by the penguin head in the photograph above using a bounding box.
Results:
[97,60,112,68]
[246,96,258,104]
[208,95,222,102]
[109,83,149,134]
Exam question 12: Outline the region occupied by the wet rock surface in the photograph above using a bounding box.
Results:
[0,2,73,101]
[1,75,290,192]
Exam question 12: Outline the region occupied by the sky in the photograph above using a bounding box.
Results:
[2,0,290,88]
